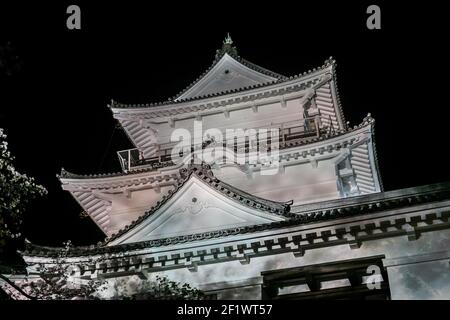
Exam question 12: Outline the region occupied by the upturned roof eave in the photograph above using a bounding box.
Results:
[57,116,373,183]
[108,57,336,113]
[20,180,450,259]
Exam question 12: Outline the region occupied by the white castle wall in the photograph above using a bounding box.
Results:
[212,159,340,205]
[107,185,175,235]
[152,97,306,146]
[100,228,450,300]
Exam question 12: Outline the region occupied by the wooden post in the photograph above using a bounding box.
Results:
[315,116,320,138]
[128,149,131,171]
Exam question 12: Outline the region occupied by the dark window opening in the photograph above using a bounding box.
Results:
[261,255,390,300]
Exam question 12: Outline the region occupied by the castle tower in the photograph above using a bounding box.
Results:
[59,36,382,237]
[12,37,450,300]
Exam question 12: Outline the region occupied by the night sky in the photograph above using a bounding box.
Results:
[0,2,449,247]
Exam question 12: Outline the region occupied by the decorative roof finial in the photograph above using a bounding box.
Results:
[224,33,233,45]
[215,33,238,60]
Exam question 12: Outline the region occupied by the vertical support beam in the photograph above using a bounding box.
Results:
[128,149,131,171]
[314,116,320,138]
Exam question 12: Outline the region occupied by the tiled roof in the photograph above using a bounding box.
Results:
[58,113,369,181]
[173,42,287,101]
[108,53,336,110]
[58,162,175,180]
[368,113,383,191]
[22,181,450,258]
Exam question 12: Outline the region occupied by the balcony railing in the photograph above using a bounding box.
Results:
[117,115,331,172]
[117,148,174,172]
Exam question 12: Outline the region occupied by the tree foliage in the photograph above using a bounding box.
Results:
[7,241,205,300]
[0,43,205,301]
[0,128,47,253]
[15,241,106,300]
[113,274,206,300]
[143,275,206,300]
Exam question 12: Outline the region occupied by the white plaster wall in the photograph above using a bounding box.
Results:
[213,158,340,204]
[106,186,174,235]
[154,98,305,145]
[388,261,450,300]
[214,285,262,300]
[100,229,450,299]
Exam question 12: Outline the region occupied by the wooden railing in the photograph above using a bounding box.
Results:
[117,116,327,172]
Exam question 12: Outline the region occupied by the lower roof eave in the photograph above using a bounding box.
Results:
[20,181,450,263]
[58,116,375,189]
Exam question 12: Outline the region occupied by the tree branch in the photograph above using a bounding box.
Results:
[0,273,36,300]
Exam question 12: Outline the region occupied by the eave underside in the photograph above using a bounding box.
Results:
[22,181,450,261]
[58,118,381,236]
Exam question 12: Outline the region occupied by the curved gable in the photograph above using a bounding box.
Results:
[108,169,289,245]
[176,54,279,101]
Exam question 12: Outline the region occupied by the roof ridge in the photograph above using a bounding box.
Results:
[235,54,287,80]
[57,166,160,180]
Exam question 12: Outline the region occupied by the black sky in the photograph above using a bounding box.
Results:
[0,1,449,246]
